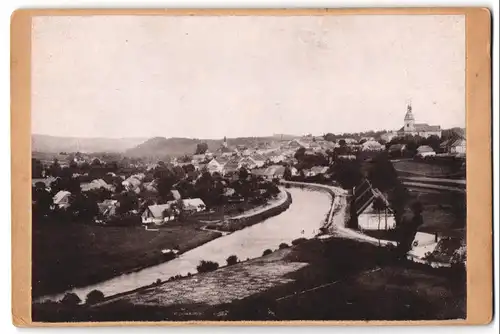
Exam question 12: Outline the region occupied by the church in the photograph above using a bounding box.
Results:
[382,103,442,141]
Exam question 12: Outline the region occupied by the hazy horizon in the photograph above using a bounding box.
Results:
[32,15,465,139]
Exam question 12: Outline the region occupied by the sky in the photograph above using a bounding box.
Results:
[32,15,465,139]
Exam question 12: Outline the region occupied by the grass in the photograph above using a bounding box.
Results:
[32,220,221,298]
[407,191,466,234]
[393,160,464,178]
[32,237,465,322]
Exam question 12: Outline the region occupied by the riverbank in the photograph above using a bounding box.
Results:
[33,222,222,299]
[33,236,465,322]
[204,188,292,232]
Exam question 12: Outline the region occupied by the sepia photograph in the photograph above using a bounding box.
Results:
[25,12,472,323]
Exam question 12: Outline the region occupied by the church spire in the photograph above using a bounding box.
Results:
[404,101,414,121]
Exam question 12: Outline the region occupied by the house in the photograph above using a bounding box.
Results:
[361,140,384,152]
[32,176,57,190]
[142,203,175,225]
[182,198,206,213]
[206,158,224,174]
[223,187,236,197]
[81,179,114,192]
[53,190,71,209]
[222,158,240,176]
[191,154,207,164]
[450,138,466,154]
[305,166,329,177]
[250,154,267,168]
[380,132,398,142]
[251,168,268,179]
[440,138,466,155]
[388,144,407,157]
[416,145,436,158]
[171,190,181,200]
[287,139,305,149]
[238,157,258,170]
[264,165,286,179]
[97,199,119,220]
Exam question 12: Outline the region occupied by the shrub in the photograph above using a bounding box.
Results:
[262,249,273,256]
[60,292,81,307]
[156,279,162,285]
[226,255,239,266]
[278,243,290,249]
[291,237,307,246]
[196,260,219,273]
[85,290,105,305]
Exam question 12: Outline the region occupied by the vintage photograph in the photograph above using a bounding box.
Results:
[30,14,467,322]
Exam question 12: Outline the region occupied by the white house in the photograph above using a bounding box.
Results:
[53,190,71,209]
[206,158,224,174]
[361,140,384,152]
[141,203,175,225]
[416,145,436,158]
[182,198,206,213]
[449,138,466,154]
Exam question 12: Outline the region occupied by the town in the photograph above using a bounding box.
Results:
[31,104,467,322]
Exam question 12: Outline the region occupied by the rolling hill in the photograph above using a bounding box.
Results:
[32,134,302,158]
[32,134,147,154]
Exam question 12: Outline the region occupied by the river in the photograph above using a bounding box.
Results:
[37,187,332,302]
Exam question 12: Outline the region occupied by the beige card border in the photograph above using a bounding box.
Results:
[11,8,492,327]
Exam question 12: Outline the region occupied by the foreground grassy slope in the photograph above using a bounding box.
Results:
[32,221,221,298]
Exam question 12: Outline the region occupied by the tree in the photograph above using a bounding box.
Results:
[338,139,347,147]
[69,193,99,220]
[195,142,209,155]
[91,158,102,166]
[116,191,139,214]
[32,186,53,222]
[162,208,172,222]
[367,152,399,191]
[226,255,238,266]
[294,147,306,161]
[262,249,273,256]
[283,167,292,181]
[60,293,81,307]
[32,158,44,178]
[279,243,290,249]
[178,155,192,163]
[196,260,219,273]
[372,196,387,232]
[85,290,105,305]
[238,167,249,180]
[332,159,363,189]
[323,133,336,142]
[49,159,61,177]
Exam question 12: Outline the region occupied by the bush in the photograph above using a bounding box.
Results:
[278,243,290,249]
[196,260,219,273]
[60,292,81,307]
[262,249,273,256]
[85,289,105,305]
[226,255,239,266]
[291,237,307,246]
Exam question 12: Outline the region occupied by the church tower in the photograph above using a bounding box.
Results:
[404,101,415,132]
[222,136,228,148]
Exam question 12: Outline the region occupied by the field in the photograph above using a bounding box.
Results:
[393,159,465,178]
[32,221,221,298]
[37,237,465,322]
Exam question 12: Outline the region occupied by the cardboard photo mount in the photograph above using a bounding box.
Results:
[11,7,492,327]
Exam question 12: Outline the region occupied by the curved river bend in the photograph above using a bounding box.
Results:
[38,187,332,302]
